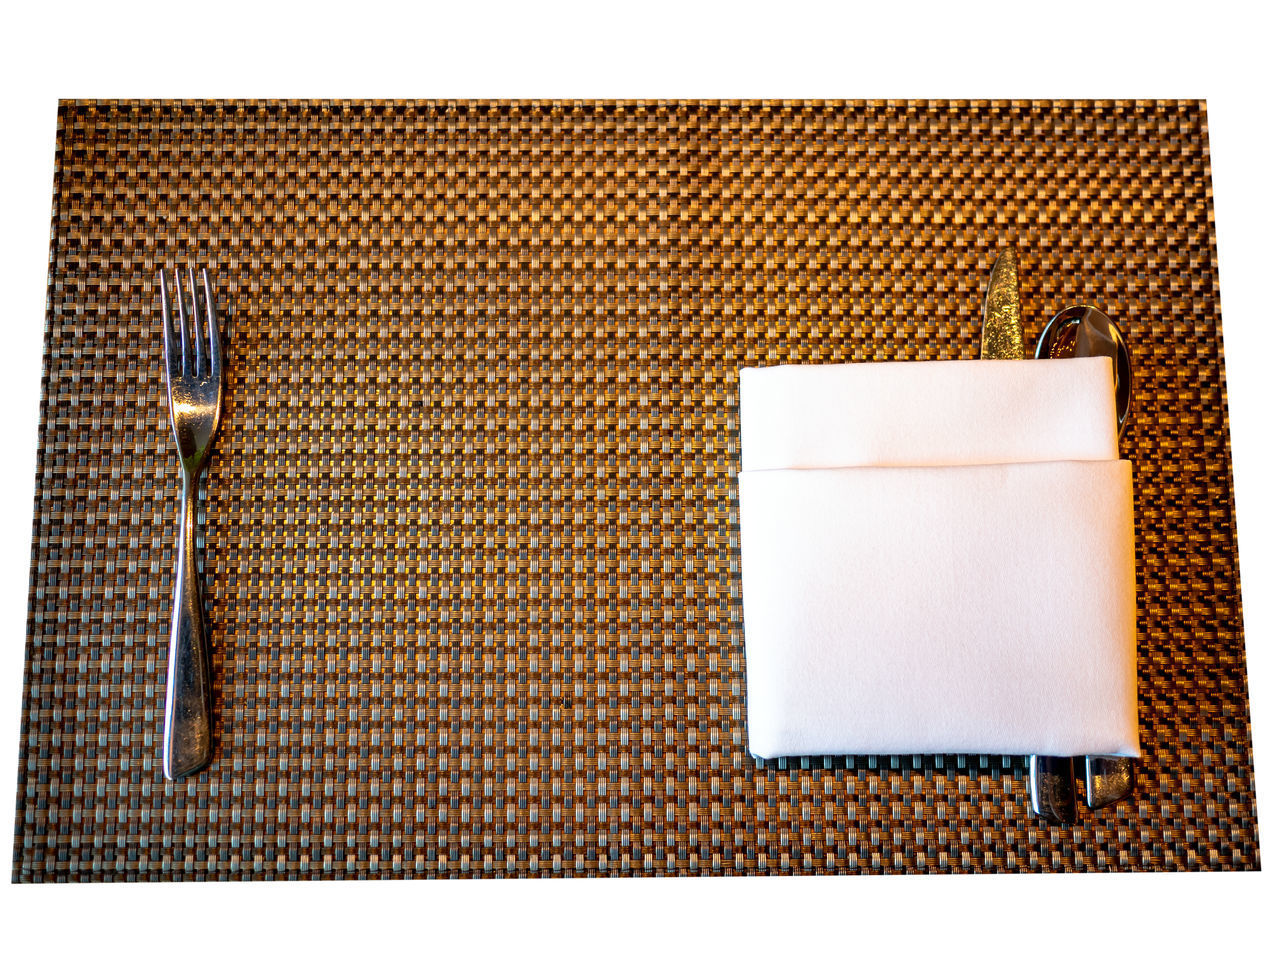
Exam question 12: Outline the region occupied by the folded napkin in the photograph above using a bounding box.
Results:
[737,357,1138,759]
[740,358,1120,471]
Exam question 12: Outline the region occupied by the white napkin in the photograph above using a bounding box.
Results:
[740,358,1120,471]
[737,357,1138,758]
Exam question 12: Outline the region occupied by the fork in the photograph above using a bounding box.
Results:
[159,267,224,780]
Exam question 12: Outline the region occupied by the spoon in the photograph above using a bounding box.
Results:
[1036,305,1131,435]
[1035,304,1135,810]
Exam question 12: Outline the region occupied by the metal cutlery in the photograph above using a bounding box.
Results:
[1036,305,1131,435]
[979,259,1138,821]
[1036,304,1136,810]
[159,267,224,780]
[977,250,1080,824]
[979,249,1023,362]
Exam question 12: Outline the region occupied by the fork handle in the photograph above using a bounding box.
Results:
[163,471,213,779]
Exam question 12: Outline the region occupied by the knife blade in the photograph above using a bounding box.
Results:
[978,249,1078,825]
[979,249,1023,361]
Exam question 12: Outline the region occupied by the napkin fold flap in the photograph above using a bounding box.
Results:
[740,357,1119,472]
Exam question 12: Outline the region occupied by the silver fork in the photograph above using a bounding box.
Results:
[159,267,224,780]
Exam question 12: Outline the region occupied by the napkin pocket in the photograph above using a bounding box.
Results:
[737,358,1138,759]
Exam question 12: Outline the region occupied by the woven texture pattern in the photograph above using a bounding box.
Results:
[13,100,1259,880]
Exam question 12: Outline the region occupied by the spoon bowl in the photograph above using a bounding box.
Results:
[1035,304,1132,437]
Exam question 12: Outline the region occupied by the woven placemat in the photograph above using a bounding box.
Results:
[12,100,1259,880]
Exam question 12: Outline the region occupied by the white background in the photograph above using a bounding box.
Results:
[0,2,1274,957]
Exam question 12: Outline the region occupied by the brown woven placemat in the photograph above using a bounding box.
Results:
[12,100,1259,881]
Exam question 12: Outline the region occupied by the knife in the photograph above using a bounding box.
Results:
[978,249,1078,825]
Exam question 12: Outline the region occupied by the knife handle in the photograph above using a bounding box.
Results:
[1029,755,1077,825]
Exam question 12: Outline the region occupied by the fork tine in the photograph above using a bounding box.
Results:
[203,268,221,378]
[188,266,204,376]
[159,270,176,381]
[175,268,190,376]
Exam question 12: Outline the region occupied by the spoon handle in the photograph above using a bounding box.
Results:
[1035,304,1136,813]
[1085,756,1135,810]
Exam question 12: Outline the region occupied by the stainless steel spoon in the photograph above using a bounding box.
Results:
[1036,305,1131,435]
[1035,304,1135,810]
